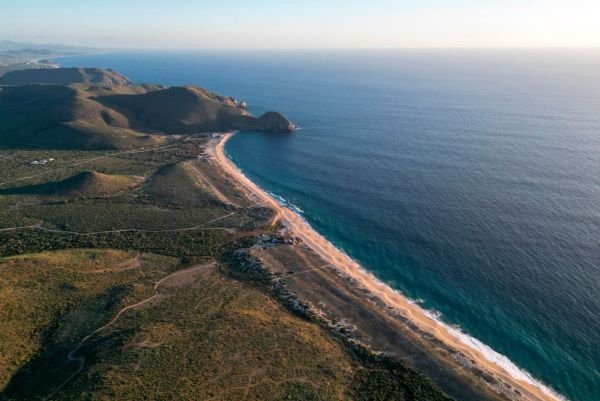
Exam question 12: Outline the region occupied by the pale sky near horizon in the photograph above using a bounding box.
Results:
[1,0,599,49]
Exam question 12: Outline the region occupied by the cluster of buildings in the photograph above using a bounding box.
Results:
[30,158,55,165]
[255,233,302,249]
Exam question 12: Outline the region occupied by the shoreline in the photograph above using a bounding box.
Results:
[209,132,564,401]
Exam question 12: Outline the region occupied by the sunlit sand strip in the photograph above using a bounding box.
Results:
[209,132,565,401]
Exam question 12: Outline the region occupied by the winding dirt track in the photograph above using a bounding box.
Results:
[0,212,236,236]
[47,263,213,399]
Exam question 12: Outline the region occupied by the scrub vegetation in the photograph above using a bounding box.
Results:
[0,70,452,400]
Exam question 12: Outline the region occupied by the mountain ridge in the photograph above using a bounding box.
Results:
[0,67,132,86]
[0,68,296,150]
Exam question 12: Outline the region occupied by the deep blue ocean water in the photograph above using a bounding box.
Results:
[60,50,600,401]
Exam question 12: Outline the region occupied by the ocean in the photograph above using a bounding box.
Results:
[59,50,600,401]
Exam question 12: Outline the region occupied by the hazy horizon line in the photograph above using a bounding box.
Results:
[4,39,600,55]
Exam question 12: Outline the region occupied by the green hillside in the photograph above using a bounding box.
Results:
[0,171,142,198]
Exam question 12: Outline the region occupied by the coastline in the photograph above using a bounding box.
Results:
[209,132,565,401]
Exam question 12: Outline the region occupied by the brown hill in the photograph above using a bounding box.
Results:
[0,68,295,150]
[255,111,297,132]
[0,83,164,149]
[0,171,142,198]
[0,67,132,86]
[143,163,216,206]
[97,86,248,133]
[96,86,296,134]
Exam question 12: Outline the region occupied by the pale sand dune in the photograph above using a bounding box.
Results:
[209,133,563,401]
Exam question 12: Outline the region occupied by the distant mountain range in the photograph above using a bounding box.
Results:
[0,40,98,53]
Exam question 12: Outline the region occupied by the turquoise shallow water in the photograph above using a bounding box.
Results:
[60,50,600,401]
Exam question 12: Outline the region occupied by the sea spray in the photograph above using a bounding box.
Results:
[267,191,304,215]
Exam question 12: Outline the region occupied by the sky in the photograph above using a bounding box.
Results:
[1,0,600,49]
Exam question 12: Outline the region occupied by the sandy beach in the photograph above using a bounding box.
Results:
[208,132,564,401]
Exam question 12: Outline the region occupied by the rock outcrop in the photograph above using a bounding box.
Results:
[255,111,296,133]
